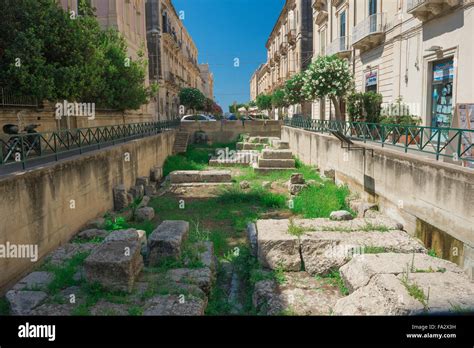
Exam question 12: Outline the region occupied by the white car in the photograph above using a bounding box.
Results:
[180,114,216,122]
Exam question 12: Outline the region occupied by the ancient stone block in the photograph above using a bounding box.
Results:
[290,173,305,184]
[113,185,130,211]
[340,253,467,292]
[256,219,301,271]
[247,223,258,257]
[330,210,353,221]
[143,295,206,316]
[150,166,163,182]
[148,220,190,265]
[258,158,295,168]
[135,207,155,222]
[77,229,108,240]
[6,290,48,315]
[167,268,212,294]
[136,176,150,187]
[84,239,144,293]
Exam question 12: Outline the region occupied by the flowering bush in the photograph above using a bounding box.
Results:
[302,55,354,120]
[284,73,306,105]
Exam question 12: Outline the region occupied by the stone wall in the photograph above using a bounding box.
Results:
[0,105,155,134]
[180,120,282,144]
[0,130,175,293]
[281,126,474,279]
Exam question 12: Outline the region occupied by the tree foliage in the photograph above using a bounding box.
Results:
[256,94,272,112]
[284,73,305,105]
[271,89,287,108]
[0,0,153,110]
[179,88,205,112]
[302,55,353,120]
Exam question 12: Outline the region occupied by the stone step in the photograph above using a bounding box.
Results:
[271,140,290,150]
[258,158,295,168]
[236,142,262,150]
[261,149,293,160]
[169,170,232,184]
[254,167,296,174]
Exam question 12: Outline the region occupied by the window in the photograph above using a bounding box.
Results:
[340,11,346,38]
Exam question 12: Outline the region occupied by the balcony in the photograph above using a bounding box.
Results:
[280,41,288,55]
[286,29,296,46]
[327,36,352,58]
[312,0,327,11]
[331,0,344,7]
[352,13,386,52]
[407,0,460,22]
[315,11,328,26]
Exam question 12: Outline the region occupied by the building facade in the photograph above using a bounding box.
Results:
[251,0,313,118]
[199,64,214,100]
[146,0,209,120]
[310,0,474,127]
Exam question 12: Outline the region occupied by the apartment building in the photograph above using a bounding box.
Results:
[146,0,208,120]
[199,64,215,100]
[311,0,474,127]
[252,0,313,118]
[59,0,148,61]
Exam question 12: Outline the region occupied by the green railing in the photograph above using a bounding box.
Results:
[283,118,474,165]
[0,119,180,169]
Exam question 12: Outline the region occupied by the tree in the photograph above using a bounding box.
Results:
[256,94,272,115]
[302,55,353,121]
[271,89,287,108]
[284,73,306,106]
[0,0,153,110]
[179,88,205,113]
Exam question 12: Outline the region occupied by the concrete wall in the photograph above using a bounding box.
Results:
[180,120,282,144]
[282,126,474,278]
[0,130,175,293]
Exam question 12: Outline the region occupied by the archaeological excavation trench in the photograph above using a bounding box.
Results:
[2,136,473,316]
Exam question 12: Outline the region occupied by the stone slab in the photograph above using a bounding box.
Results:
[340,252,466,292]
[143,295,206,316]
[170,170,232,184]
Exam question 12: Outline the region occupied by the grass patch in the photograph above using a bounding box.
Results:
[217,187,286,209]
[428,248,439,258]
[317,270,349,296]
[43,252,90,295]
[128,306,144,316]
[293,184,350,218]
[287,218,306,237]
[362,246,387,254]
[71,282,129,316]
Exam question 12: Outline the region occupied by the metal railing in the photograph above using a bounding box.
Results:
[352,13,386,45]
[0,120,180,169]
[327,36,351,55]
[0,88,38,108]
[283,118,474,164]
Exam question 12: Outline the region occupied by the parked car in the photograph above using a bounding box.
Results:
[225,114,237,121]
[181,114,216,122]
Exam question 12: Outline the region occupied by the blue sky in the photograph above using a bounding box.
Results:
[173,0,285,112]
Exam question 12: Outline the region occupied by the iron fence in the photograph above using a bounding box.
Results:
[0,88,38,107]
[0,119,180,169]
[283,118,474,165]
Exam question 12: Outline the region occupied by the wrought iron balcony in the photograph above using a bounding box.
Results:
[407,0,460,22]
[352,13,387,52]
[327,36,352,58]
